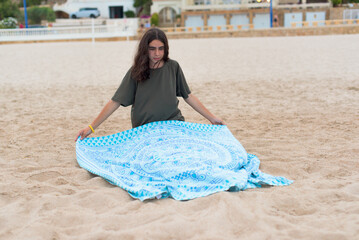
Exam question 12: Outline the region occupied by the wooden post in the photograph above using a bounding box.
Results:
[226,14,231,26]
[181,13,185,28]
[249,13,253,25]
[203,13,208,27]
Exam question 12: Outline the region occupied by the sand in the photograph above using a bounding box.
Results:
[1,34,359,239]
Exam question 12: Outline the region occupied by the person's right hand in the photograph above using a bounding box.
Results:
[75,126,93,141]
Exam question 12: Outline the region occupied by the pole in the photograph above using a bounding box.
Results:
[23,0,28,28]
[92,18,95,44]
[270,0,273,28]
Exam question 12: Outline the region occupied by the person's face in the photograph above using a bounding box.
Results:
[148,39,165,66]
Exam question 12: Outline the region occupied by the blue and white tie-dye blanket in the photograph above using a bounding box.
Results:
[76,121,293,201]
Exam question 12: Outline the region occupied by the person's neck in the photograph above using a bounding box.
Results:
[150,60,164,69]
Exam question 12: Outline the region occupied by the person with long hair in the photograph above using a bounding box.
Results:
[76,28,224,140]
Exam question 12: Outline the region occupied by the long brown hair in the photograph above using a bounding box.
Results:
[131,28,169,82]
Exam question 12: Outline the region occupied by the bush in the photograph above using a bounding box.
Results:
[150,13,159,26]
[27,7,55,24]
[125,10,135,18]
[0,17,18,29]
[331,0,342,6]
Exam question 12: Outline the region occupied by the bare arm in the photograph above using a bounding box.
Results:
[184,94,225,125]
[75,100,120,141]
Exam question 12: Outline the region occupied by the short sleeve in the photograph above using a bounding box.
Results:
[111,68,136,107]
[175,62,191,99]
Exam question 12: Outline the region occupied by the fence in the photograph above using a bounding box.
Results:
[290,19,359,28]
[161,19,358,34]
[162,24,255,34]
[0,18,138,42]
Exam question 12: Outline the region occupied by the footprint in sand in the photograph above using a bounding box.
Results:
[347,87,359,91]
[28,171,62,182]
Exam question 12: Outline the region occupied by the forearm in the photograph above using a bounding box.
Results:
[184,94,216,122]
[90,100,120,130]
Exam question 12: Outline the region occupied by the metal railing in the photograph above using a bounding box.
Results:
[0,19,138,42]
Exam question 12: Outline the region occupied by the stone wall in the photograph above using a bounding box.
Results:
[330,7,345,20]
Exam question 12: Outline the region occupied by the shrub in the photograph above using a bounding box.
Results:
[150,13,159,26]
[27,6,55,24]
[125,10,135,18]
[331,0,342,6]
[0,17,18,29]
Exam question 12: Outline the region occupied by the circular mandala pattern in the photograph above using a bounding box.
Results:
[76,121,293,200]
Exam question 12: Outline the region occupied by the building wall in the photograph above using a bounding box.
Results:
[329,7,344,20]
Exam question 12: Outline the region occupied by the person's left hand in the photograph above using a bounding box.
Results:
[210,117,225,125]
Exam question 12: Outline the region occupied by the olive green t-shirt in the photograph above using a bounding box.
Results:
[111,59,191,128]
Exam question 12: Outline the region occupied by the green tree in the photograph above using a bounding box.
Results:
[133,0,152,17]
[0,0,20,20]
[18,0,43,7]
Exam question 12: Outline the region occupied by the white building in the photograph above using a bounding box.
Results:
[152,0,331,28]
[54,0,136,19]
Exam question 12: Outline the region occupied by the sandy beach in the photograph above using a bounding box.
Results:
[1,34,359,239]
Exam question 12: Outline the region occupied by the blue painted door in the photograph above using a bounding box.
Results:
[207,15,226,30]
[253,13,270,29]
[230,14,249,30]
[306,12,326,26]
[284,12,303,28]
[185,16,204,31]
